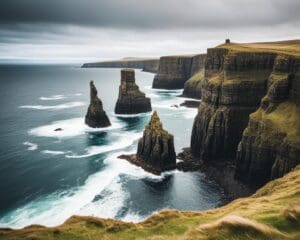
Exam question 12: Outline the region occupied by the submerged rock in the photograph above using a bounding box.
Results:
[85,80,111,128]
[115,69,151,114]
[54,128,63,131]
[119,111,176,174]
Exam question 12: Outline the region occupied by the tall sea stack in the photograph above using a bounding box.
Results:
[115,69,151,114]
[85,80,111,128]
[137,111,176,173]
[119,111,176,174]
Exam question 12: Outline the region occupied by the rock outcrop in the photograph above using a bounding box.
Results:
[191,48,274,161]
[182,54,206,99]
[82,58,159,73]
[235,55,300,187]
[152,55,194,89]
[85,81,111,128]
[119,111,176,174]
[115,69,151,114]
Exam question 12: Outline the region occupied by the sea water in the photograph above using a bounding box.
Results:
[0,65,225,228]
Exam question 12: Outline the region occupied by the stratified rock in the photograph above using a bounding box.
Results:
[119,111,176,174]
[235,55,300,187]
[191,48,274,161]
[137,111,176,172]
[182,54,206,99]
[115,69,151,114]
[85,81,111,128]
[152,55,194,89]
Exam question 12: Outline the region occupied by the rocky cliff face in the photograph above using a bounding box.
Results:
[115,69,152,114]
[152,55,194,89]
[85,81,111,128]
[182,54,206,99]
[136,111,176,173]
[191,48,276,161]
[82,58,159,73]
[235,55,300,187]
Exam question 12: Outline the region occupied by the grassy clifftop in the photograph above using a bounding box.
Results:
[1,166,299,240]
[218,39,300,57]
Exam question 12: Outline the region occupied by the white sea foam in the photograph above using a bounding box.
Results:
[41,150,66,155]
[29,117,122,138]
[115,112,151,118]
[66,132,141,158]
[23,142,38,151]
[39,95,66,101]
[0,151,167,228]
[19,102,85,110]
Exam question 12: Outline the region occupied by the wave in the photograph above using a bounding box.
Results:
[19,102,85,110]
[115,112,151,118]
[23,142,38,151]
[29,117,122,138]
[39,95,66,101]
[41,150,66,155]
[65,132,141,158]
[0,151,168,228]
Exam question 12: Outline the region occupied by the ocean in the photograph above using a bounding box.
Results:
[0,64,225,228]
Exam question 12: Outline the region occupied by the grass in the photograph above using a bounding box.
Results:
[1,166,299,240]
[218,39,300,57]
[250,101,300,145]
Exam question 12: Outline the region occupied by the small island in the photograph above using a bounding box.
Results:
[85,80,111,128]
[119,111,176,174]
[115,69,152,114]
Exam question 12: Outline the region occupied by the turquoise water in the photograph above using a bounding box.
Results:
[0,65,225,228]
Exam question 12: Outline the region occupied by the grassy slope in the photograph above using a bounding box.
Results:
[1,166,299,240]
[217,39,300,57]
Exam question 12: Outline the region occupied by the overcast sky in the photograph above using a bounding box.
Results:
[0,0,299,63]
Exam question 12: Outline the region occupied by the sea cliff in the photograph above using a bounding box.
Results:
[82,58,159,73]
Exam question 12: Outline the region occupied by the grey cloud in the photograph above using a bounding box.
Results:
[0,0,299,29]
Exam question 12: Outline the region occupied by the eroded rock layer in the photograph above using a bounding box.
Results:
[137,111,176,173]
[235,55,300,187]
[182,54,206,99]
[115,69,151,114]
[85,81,111,128]
[191,48,274,161]
[152,55,194,89]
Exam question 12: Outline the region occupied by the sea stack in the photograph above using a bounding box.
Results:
[115,69,151,114]
[119,111,176,174]
[85,80,111,128]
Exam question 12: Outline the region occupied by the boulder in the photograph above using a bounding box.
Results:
[85,80,111,128]
[115,69,151,114]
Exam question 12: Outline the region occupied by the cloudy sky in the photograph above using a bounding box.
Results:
[0,0,299,64]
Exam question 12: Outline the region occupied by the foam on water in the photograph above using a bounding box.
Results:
[29,117,122,138]
[66,132,142,158]
[39,95,66,101]
[19,102,85,110]
[23,142,38,151]
[0,151,167,228]
[41,150,66,155]
[114,112,151,118]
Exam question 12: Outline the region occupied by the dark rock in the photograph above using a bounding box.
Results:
[225,39,230,44]
[180,100,200,108]
[152,55,193,89]
[191,49,273,161]
[54,128,63,131]
[115,69,151,114]
[119,111,176,174]
[181,54,206,99]
[85,81,111,128]
[171,104,179,108]
[234,55,300,187]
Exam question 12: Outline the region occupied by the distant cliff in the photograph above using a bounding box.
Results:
[190,40,300,187]
[182,54,206,98]
[152,54,206,89]
[82,58,159,73]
